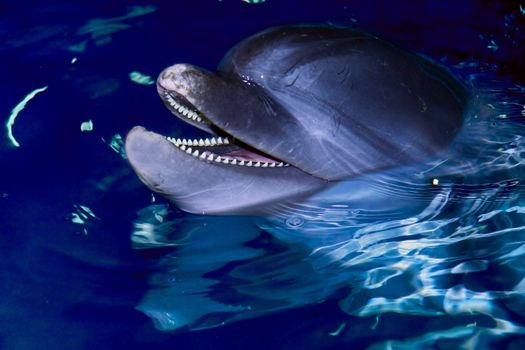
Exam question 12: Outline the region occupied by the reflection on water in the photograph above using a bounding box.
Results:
[72,5,157,51]
[132,63,525,347]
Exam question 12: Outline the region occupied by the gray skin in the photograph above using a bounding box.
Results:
[125,25,468,215]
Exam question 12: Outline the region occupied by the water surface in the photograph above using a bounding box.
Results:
[1,1,524,349]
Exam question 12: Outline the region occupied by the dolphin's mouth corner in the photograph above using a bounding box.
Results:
[152,86,291,169]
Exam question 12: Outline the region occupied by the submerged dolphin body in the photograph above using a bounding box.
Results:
[125,25,467,214]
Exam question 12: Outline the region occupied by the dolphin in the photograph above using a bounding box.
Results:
[125,25,468,214]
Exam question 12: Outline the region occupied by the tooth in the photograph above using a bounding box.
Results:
[217,137,223,145]
[207,154,214,161]
[186,147,193,154]
[215,156,222,162]
[193,150,200,157]
[269,162,276,167]
[187,140,193,146]
[181,139,187,145]
[177,106,184,112]
[277,162,284,167]
[211,138,217,146]
[261,162,268,167]
[180,145,186,151]
[204,139,211,146]
[223,138,230,145]
[182,110,188,116]
[231,159,237,165]
[199,152,207,159]
[222,158,229,164]
[246,161,253,167]
[176,138,182,144]
[191,115,198,121]
[197,117,203,122]
[198,139,205,146]
[254,162,261,167]
[284,164,290,167]
[239,160,245,166]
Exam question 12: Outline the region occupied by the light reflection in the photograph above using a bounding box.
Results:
[129,60,525,345]
[5,86,48,147]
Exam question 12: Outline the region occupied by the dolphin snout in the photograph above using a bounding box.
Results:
[157,64,210,96]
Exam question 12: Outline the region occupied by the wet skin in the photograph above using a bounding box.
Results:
[125,25,468,214]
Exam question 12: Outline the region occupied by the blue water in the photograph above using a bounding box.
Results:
[1,1,525,349]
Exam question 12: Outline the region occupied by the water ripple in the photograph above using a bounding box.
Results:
[130,61,525,346]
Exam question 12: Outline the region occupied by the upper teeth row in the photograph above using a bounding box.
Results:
[166,137,289,168]
[165,93,203,122]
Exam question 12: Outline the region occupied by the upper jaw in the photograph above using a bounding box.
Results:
[157,91,291,168]
[157,84,215,134]
[156,76,291,169]
[157,63,216,133]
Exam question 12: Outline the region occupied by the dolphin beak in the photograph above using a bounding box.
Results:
[125,126,173,191]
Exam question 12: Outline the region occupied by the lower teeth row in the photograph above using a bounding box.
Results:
[166,137,289,168]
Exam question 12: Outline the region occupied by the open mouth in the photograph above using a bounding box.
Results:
[162,91,290,168]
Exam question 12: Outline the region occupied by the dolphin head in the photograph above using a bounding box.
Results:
[125,25,467,215]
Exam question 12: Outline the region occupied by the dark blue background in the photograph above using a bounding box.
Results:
[1,1,524,349]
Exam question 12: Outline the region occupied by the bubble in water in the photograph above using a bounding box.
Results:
[285,216,304,228]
